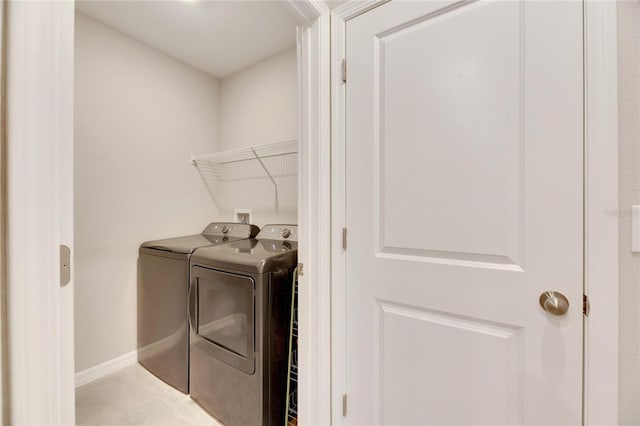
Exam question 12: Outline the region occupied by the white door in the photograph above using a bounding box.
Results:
[344,1,583,425]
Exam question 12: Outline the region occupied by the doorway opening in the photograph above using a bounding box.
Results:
[74,2,302,424]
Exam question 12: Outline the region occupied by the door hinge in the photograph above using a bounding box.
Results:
[341,58,347,83]
[60,245,71,287]
[297,262,304,277]
[583,294,590,317]
[342,228,347,250]
[342,393,347,417]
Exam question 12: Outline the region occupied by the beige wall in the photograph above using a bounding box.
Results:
[618,1,640,424]
[74,13,220,372]
[0,1,6,421]
[219,47,297,151]
[218,47,298,226]
[325,0,348,9]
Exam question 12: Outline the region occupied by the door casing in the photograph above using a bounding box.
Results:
[330,1,619,424]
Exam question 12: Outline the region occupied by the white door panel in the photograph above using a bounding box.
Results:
[345,1,583,424]
[378,1,522,265]
[379,302,522,425]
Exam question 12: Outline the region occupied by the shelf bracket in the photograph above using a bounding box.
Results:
[251,147,279,210]
[251,147,278,189]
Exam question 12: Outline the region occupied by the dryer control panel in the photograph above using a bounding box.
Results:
[257,224,298,242]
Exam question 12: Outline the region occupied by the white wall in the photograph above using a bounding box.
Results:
[0,1,6,420]
[618,1,640,424]
[325,1,348,9]
[219,47,297,151]
[74,13,220,373]
[218,47,298,226]
[618,1,640,425]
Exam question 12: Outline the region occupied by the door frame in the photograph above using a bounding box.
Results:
[330,1,619,425]
[5,0,330,424]
[0,1,7,424]
[6,1,76,424]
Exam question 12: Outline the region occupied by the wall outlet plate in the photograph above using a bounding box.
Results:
[633,206,640,253]
[234,208,252,225]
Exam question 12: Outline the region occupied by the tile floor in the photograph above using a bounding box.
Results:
[75,364,221,426]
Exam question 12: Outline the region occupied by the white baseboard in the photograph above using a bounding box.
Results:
[75,350,138,388]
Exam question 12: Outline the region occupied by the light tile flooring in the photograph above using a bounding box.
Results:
[76,364,221,426]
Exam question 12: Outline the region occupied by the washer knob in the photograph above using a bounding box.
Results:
[222,225,230,234]
[282,228,291,239]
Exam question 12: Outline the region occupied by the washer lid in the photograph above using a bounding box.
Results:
[140,223,259,254]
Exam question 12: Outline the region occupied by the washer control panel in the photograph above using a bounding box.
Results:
[203,222,258,238]
[257,224,298,242]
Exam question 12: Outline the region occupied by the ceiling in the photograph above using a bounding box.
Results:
[76,0,299,78]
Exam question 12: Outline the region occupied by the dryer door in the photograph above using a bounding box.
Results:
[191,267,255,374]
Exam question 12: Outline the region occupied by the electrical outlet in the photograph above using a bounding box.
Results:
[234,208,252,225]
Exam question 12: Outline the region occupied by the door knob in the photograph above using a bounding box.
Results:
[539,291,569,316]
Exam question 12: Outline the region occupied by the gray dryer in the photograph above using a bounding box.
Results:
[188,224,298,426]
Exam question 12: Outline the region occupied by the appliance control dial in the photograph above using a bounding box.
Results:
[256,225,298,241]
[222,225,230,234]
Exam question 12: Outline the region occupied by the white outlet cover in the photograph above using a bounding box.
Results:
[633,206,640,253]
[234,208,252,225]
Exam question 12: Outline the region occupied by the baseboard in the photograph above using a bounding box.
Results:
[75,350,138,388]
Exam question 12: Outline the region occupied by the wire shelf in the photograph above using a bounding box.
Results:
[191,140,298,212]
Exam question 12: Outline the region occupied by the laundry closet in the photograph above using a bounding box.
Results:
[73,1,300,424]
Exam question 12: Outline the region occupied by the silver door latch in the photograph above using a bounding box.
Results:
[60,245,71,287]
